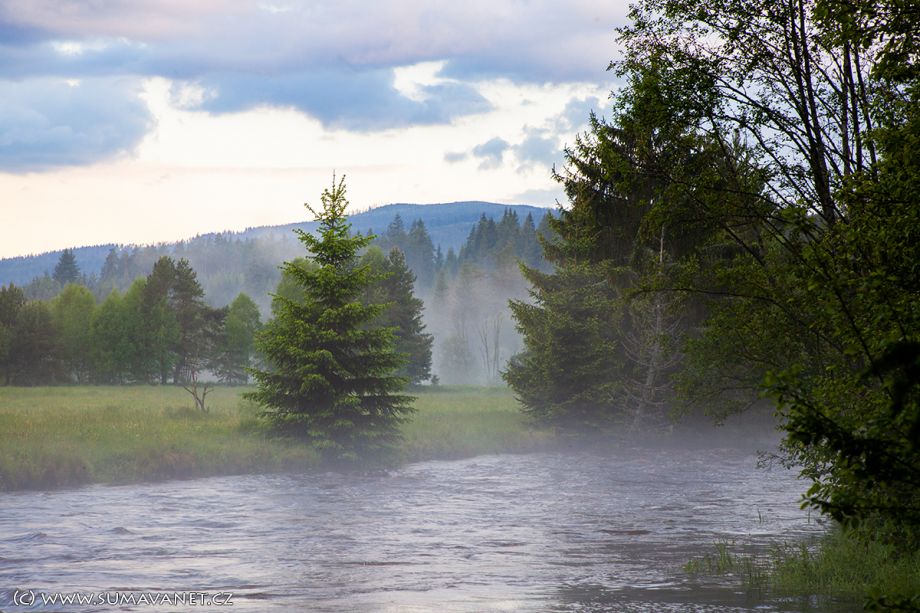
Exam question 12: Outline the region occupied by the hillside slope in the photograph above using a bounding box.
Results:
[0,202,550,287]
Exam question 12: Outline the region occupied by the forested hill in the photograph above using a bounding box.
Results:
[239,202,549,249]
[0,201,549,287]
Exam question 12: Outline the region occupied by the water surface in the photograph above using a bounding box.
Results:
[1,445,844,611]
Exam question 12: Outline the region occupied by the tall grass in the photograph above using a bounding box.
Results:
[684,527,920,609]
[770,525,920,609]
[0,386,550,491]
[682,540,769,588]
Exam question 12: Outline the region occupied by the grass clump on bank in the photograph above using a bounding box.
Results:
[770,525,920,610]
[0,385,549,491]
[684,526,920,610]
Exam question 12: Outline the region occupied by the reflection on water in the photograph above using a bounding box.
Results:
[0,444,851,611]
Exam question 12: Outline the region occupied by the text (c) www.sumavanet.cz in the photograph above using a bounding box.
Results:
[12,589,234,607]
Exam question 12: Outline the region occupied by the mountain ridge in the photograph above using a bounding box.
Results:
[0,201,551,287]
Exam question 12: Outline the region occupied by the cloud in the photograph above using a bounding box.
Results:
[0,1,626,169]
[555,95,605,132]
[0,77,152,171]
[513,186,566,206]
[191,69,491,130]
[512,127,560,170]
[0,38,152,80]
[471,137,510,169]
[453,125,565,173]
[0,1,624,83]
[0,20,49,45]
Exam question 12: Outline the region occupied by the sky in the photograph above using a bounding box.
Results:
[0,1,628,258]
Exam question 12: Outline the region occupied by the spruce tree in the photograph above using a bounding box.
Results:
[363,247,433,386]
[52,249,81,285]
[406,219,436,288]
[247,177,412,460]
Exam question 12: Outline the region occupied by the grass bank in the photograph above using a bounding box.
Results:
[684,526,920,610]
[0,385,550,492]
[770,526,920,610]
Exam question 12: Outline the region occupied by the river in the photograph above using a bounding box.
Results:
[0,443,846,612]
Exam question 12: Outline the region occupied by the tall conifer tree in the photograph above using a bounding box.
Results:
[248,177,412,460]
[52,249,81,285]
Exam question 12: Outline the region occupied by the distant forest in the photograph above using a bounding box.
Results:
[0,205,553,386]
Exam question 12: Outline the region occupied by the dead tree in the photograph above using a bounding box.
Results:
[477,315,503,384]
[183,370,213,413]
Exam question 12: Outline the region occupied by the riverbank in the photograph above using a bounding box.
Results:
[685,524,920,609]
[0,386,552,492]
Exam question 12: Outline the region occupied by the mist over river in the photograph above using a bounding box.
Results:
[1,444,848,612]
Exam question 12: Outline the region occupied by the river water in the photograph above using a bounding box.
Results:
[1,444,846,612]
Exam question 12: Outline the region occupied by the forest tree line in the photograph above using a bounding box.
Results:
[503,0,919,568]
[0,208,550,387]
[373,210,551,384]
[0,256,260,387]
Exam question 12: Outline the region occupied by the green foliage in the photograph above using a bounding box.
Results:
[505,62,728,430]
[270,257,318,315]
[134,255,225,385]
[142,257,181,383]
[505,261,626,429]
[456,210,548,274]
[9,301,59,385]
[89,289,132,383]
[362,247,433,386]
[770,524,920,608]
[247,177,413,461]
[0,283,26,385]
[51,284,96,383]
[214,293,261,384]
[170,258,216,382]
[617,0,920,554]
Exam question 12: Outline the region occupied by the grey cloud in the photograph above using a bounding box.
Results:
[513,186,565,206]
[0,2,624,84]
[555,96,605,132]
[444,151,467,163]
[192,69,491,130]
[471,137,510,169]
[0,77,152,171]
[0,1,626,169]
[512,128,560,170]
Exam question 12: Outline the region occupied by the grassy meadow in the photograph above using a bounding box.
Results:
[0,385,550,492]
